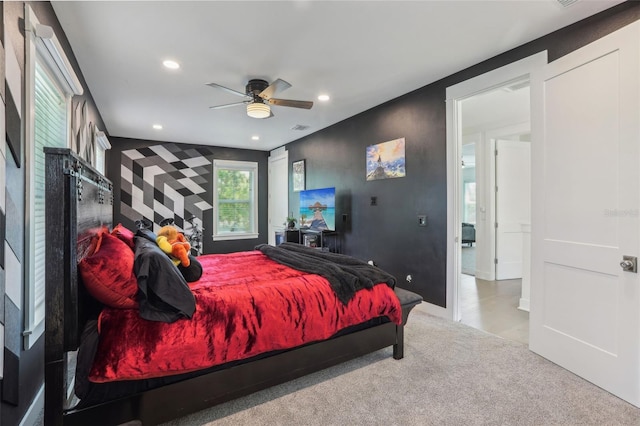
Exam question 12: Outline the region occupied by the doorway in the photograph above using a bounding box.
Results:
[457,85,531,344]
[268,147,288,246]
[445,52,547,340]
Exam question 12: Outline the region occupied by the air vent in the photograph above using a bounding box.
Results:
[503,80,530,92]
[556,0,579,7]
[291,124,310,131]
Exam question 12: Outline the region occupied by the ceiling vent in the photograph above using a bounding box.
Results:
[503,80,530,92]
[291,124,310,131]
[556,0,579,7]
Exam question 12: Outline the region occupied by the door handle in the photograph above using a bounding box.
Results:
[620,255,637,273]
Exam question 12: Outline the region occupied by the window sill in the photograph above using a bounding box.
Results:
[212,233,259,242]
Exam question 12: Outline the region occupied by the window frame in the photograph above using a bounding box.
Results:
[94,129,111,175]
[23,5,83,349]
[212,159,259,241]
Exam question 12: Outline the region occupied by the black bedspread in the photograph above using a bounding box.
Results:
[256,242,396,304]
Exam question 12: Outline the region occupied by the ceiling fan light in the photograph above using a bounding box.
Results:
[246,102,270,119]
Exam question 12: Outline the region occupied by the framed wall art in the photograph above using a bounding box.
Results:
[366,137,406,181]
[292,159,305,192]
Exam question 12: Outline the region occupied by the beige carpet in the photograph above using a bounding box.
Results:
[161,305,640,425]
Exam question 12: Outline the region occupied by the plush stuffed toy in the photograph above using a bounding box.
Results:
[156,225,191,267]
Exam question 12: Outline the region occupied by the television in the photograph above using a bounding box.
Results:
[299,187,335,231]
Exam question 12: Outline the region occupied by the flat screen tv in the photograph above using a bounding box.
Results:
[299,187,335,231]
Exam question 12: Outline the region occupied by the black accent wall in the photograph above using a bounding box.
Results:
[285,1,640,307]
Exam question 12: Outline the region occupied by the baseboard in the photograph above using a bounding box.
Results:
[20,383,44,426]
[416,300,449,319]
[475,270,493,281]
[518,298,530,312]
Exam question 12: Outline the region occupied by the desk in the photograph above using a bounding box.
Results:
[285,228,341,253]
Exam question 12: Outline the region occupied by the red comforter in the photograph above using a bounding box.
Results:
[90,250,402,382]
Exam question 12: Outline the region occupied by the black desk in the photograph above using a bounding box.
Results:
[285,228,341,253]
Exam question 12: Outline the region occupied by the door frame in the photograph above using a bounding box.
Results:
[470,123,530,283]
[267,147,288,246]
[445,52,547,321]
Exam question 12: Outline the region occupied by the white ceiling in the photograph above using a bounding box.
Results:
[51,0,625,152]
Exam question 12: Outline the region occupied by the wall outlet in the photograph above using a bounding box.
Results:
[406,274,412,283]
[418,215,427,226]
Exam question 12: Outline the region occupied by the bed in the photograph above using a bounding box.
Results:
[44,148,423,426]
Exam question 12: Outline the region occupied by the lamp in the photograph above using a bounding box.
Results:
[246,102,271,119]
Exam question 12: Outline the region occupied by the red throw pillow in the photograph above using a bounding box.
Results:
[79,232,138,309]
[111,223,135,249]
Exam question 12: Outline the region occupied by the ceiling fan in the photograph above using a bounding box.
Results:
[207,78,313,119]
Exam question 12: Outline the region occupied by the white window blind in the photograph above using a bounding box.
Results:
[33,61,68,325]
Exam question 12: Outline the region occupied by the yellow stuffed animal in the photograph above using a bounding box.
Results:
[156,225,191,267]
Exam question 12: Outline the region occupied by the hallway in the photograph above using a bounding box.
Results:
[459,274,529,345]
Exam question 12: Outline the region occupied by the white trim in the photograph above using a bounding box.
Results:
[268,149,289,246]
[19,383,44,426]
[445,51,547,322]
[95,129,111,150]
[213,232,259,241]
[94,129,111,174]
[418,300,449,319]
[23,4,80,349]
[475,122,531,282]
[26,8,83,96]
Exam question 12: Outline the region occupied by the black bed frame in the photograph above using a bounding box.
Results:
[44,148,422,426]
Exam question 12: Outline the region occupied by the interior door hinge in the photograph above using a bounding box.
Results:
[494,258,498,264]
[495,222,498,228]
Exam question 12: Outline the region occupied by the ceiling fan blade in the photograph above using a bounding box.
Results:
[268,98,313,109]
[259,78,292,100]
[209,101,248,110]
[206,82,249,98]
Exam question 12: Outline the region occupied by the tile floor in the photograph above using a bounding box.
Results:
[458,274,529,345]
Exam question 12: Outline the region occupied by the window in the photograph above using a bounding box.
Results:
[94,129,111,175]
[24,6,83,348]
[213,160,258,240]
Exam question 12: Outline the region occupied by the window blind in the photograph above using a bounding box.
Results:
[33,60,67,324]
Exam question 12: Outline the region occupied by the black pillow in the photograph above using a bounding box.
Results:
[178,255,203,282]
[133,236,196,323]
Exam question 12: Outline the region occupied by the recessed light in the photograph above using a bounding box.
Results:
[162,60,180,70]
[317,94,330,102]
[251,135,260,141]
[153,124,163,130]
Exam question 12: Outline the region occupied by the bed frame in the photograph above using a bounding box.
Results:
[44,148,422,426]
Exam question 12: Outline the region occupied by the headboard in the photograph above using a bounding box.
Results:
[44,148,113,422]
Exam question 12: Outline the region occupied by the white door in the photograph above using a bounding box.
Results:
[268,150,288,245]
[530,22,640,407]
[495,139,531,280]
